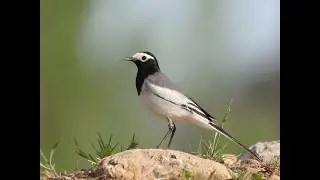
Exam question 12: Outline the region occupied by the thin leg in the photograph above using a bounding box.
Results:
[167,118,176,148]
[156,117,176,148]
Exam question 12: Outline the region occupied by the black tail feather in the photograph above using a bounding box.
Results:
[208,122,262,162]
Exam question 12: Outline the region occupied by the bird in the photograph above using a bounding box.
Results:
[123,51,261,161]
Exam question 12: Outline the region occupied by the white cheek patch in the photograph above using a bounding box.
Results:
[132,53,154,62]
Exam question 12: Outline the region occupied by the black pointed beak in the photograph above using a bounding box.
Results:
[123,57,134,61]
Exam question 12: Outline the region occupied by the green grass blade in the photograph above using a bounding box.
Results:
[40,149,48,163]
[73,138,79,146]
[75,148,89,159]
[40,163,51,170]
[97,132,106,151]
[52,141,60,150]
[49,141,59,163]
[213,99,233,151]
[91,142,100,156]
[221,98,233,129]
[88,154,97,163]
[109,142,120,155]
[126,133,139,150]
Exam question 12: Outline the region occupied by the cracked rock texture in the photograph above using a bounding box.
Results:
[94,149,231,180]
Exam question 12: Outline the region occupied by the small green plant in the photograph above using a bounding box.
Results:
[260,156,280,178]
[228,166,269,180]
[196,99,232,162]
[40,141,60,178]
[228,167,250,180]
[74,132,139,166]
[251,173,266,180]
[182,168,193,180]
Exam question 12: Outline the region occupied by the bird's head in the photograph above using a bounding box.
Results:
[124,51,160,70]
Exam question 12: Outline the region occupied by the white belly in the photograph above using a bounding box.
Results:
[139,92,191,122]
[139,80,214,129]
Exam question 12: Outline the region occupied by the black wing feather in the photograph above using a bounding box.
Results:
[187,97,217,123]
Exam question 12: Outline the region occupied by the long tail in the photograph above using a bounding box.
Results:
[208,122,262,162]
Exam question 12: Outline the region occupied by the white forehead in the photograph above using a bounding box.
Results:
[132,53,154,61]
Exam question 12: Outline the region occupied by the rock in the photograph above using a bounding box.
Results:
[41,146,281,180]
[240,140,280,163]
[222,154,238,167]
[239,159,264,174]
[95,148,232,180]
[240,159,261,169]
[268,174,280,180]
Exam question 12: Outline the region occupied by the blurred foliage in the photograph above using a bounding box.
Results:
[40,0,279,171]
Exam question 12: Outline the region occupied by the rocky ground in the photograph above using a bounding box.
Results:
[41,141,280,180]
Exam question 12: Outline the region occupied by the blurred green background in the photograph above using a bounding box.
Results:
[40,0,279,172]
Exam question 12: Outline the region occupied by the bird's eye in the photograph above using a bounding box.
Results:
[142,56,146,60]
